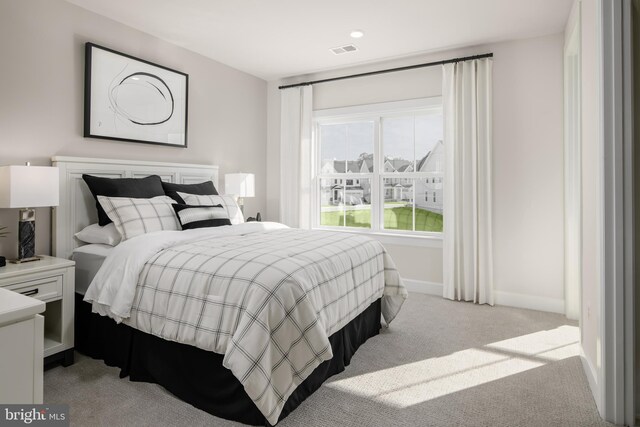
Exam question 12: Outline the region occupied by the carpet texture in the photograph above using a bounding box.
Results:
[44,293,614,427]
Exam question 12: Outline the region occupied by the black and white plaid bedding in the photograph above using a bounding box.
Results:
[98,195,180,240]
[86,224,406,424]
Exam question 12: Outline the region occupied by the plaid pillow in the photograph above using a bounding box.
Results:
[172,204,232,230]
[97,195,180,241]
[176,192,244,225]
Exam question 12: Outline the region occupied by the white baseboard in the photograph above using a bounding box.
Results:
[580,346,602,415]
[402,278,442,296]
[493,290,565,314]
[402,278,565,314]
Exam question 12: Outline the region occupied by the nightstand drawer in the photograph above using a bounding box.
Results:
[7,276,63,302]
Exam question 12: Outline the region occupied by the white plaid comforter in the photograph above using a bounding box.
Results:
[85,222,407,425]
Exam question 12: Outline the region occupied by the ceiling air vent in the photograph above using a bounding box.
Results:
[330,44,358,55]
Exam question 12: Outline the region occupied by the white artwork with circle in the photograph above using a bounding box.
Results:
[85,43,188,147]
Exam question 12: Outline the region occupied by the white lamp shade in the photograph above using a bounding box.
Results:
[225,173,255,197]
[0,165,59,208]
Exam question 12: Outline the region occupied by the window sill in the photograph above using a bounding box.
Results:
[312,227,443,248]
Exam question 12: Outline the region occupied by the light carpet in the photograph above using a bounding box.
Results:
[44,293,614,427]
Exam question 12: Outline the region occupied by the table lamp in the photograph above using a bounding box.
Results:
[224,173,255,214]
[0,163,59,263]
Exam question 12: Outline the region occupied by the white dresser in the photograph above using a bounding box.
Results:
[0,287,45,404]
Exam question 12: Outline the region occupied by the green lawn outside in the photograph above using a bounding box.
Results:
[321,208,371,228]
[321,206,443,232]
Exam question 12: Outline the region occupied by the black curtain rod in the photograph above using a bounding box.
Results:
[278,53,493,90]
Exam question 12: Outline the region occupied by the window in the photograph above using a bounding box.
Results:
[314,98,443,235]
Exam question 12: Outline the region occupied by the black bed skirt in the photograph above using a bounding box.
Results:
[75,294,382,426]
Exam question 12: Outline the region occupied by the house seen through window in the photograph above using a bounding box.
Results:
[314,98,443,234]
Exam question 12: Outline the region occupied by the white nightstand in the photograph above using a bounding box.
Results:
[0,256,75,366]
[0,287,45,403]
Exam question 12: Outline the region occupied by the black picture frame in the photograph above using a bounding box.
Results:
[84,42,189,148]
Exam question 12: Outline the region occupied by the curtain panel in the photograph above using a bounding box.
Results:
[279,86,313,228]
[442,58,494,305]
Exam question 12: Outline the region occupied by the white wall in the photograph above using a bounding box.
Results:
[0,0,267,259]
[491,34,564,309]
[267,33,566,312]
[577,0,602,408]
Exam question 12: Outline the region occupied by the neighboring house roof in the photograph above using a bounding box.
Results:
[332,185,364,191]
[386,158,411,171]
[325,156,374,173]
[359,158,371,173]
[331,184,364,189]
[332,161,360,173]
[383,159,395,172]
[417,140,444,172]
[416,153,429,171]
[323,143,443,175]
[321,160,337,174]
[396,164,415,173]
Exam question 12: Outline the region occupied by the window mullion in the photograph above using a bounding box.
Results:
[413,115,418,172]
[374,116,382,232]
[412,182,416,232]
[342,187,346,227]
[412,116,416,231]
[313,123,320,228]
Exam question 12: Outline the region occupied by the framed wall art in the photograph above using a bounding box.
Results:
[84,42,188,147]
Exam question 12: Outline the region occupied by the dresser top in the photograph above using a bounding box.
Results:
[0,256,75,280]
[0,287,46,325]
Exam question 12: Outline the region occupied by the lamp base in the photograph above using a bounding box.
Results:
[237,197,245,215]
[17,208,36,261]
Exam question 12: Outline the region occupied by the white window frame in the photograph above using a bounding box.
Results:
[312,97,443,244]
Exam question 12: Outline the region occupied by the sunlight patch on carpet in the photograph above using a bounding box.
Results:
[327,325,580,408]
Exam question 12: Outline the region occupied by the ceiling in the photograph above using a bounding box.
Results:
[65,0,573,81]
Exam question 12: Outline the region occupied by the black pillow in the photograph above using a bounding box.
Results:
[162,181,218,204]
[172,204,232,230]
[83,174,165,226]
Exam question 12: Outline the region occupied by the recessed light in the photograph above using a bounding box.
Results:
[350,30,364,39]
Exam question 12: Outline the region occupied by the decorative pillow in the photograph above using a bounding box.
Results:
[172,204,232,230]
[83,174,165,226]
[162,180,218,204]
[74,223,122,246]
[176,192,244,225]
[97,195,180,241]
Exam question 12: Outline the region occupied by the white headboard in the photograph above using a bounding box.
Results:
[51,156,219,259]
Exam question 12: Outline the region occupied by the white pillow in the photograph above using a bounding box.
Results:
[176,192,244,225]
[97,195,181,241]
[75,223,122,246]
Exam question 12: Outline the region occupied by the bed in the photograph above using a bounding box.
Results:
[52,156,407,426]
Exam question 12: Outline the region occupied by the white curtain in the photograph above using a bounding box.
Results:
[442,59,494,305]
[279,86,313,228]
